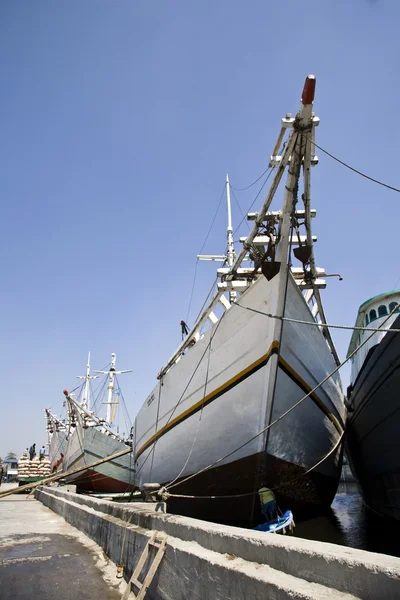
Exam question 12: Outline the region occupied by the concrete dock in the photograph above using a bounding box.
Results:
[2,482,400,599]
[33,485,400,599]
[0,485,123,599]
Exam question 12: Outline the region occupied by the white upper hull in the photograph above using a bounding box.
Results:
[134,273,345,493]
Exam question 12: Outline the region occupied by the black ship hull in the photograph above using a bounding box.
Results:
[346,315,400,520]
[164,450,342,527]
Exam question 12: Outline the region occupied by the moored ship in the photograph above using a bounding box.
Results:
[45,408,68,473]
[49,353,135,493]
[133,75,346,525]
[346,290,400,520]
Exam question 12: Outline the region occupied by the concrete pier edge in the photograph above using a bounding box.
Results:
[35,486,400,600]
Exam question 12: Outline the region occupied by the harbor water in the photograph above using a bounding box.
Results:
[293,485,400,559]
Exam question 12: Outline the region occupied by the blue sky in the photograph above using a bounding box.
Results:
[0,0,398,458]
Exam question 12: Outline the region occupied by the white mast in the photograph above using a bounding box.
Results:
[94,353,133,424]
[106,353,116,424]
[225,174,236,303]
[76,352,99,411]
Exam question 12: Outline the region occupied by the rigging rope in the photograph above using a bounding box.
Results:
[165,431,345,500]
[166,329,213,488]
[230,187,250,231]
[191,275,219,326]
[134,313,226,479]
[232,302,400,333]
[90,374,109,416]
[309,138,400,193]
[114,374,132,431]
[230,166,271,192]
[149,377,163,483]
[185,260,200,325]
[186,184,226,323]
[233,168,275,235]
[47,397,63,412]
[68,382,85,395]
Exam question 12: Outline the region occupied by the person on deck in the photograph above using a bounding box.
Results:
[39,446,46,460]
[29,444,36,461]
[0,465,3,487]
[258,484,276,522]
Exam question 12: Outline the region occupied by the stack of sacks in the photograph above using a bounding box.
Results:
[17,456,31,479]
[38,458,51,478]
[17,456,51,479]
[27,457,41,478]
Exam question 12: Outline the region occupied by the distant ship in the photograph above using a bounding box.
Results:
[346,290,400,520]
[48,353,135,492]
[45,408,67,473]
[133,75,346,525]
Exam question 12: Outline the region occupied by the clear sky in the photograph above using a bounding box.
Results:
[1,0,398,459]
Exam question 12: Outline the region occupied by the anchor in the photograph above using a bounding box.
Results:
[261,257,281,281]
[292,221,312,265]
[293,243,312,264]
[259,217,281,281]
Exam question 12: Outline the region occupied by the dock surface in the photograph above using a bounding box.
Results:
[0,485,121,599]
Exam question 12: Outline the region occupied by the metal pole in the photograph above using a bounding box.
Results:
[84,351,91,410]
[226,174,234,266]
[76,352,98,411]
[225,174,236,303]
[94,354,132,424]
[106,353,117,423]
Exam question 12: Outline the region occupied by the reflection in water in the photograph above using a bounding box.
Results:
[294,489,400,558]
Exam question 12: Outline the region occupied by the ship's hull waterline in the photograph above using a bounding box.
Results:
[346,314,400,521]
[62,426,135,493]
[134,273,345,524]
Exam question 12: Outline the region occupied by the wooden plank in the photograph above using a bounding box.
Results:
[136,537,167,600]
[130,579,142,590]
[122,532,158,600]
[0,446,132,499]
[132,533,155,580]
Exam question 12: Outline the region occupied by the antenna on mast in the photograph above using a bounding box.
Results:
[94,353,133,424]
[226,174,237,302]
[76,352,99,411]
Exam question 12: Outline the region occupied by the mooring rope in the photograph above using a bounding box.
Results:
[232,302,400,333]
[165,431,345,500]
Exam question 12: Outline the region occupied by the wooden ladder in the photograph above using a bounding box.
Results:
[122,531,168,600]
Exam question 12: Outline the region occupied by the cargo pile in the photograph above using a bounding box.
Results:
[18,456,51,480]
